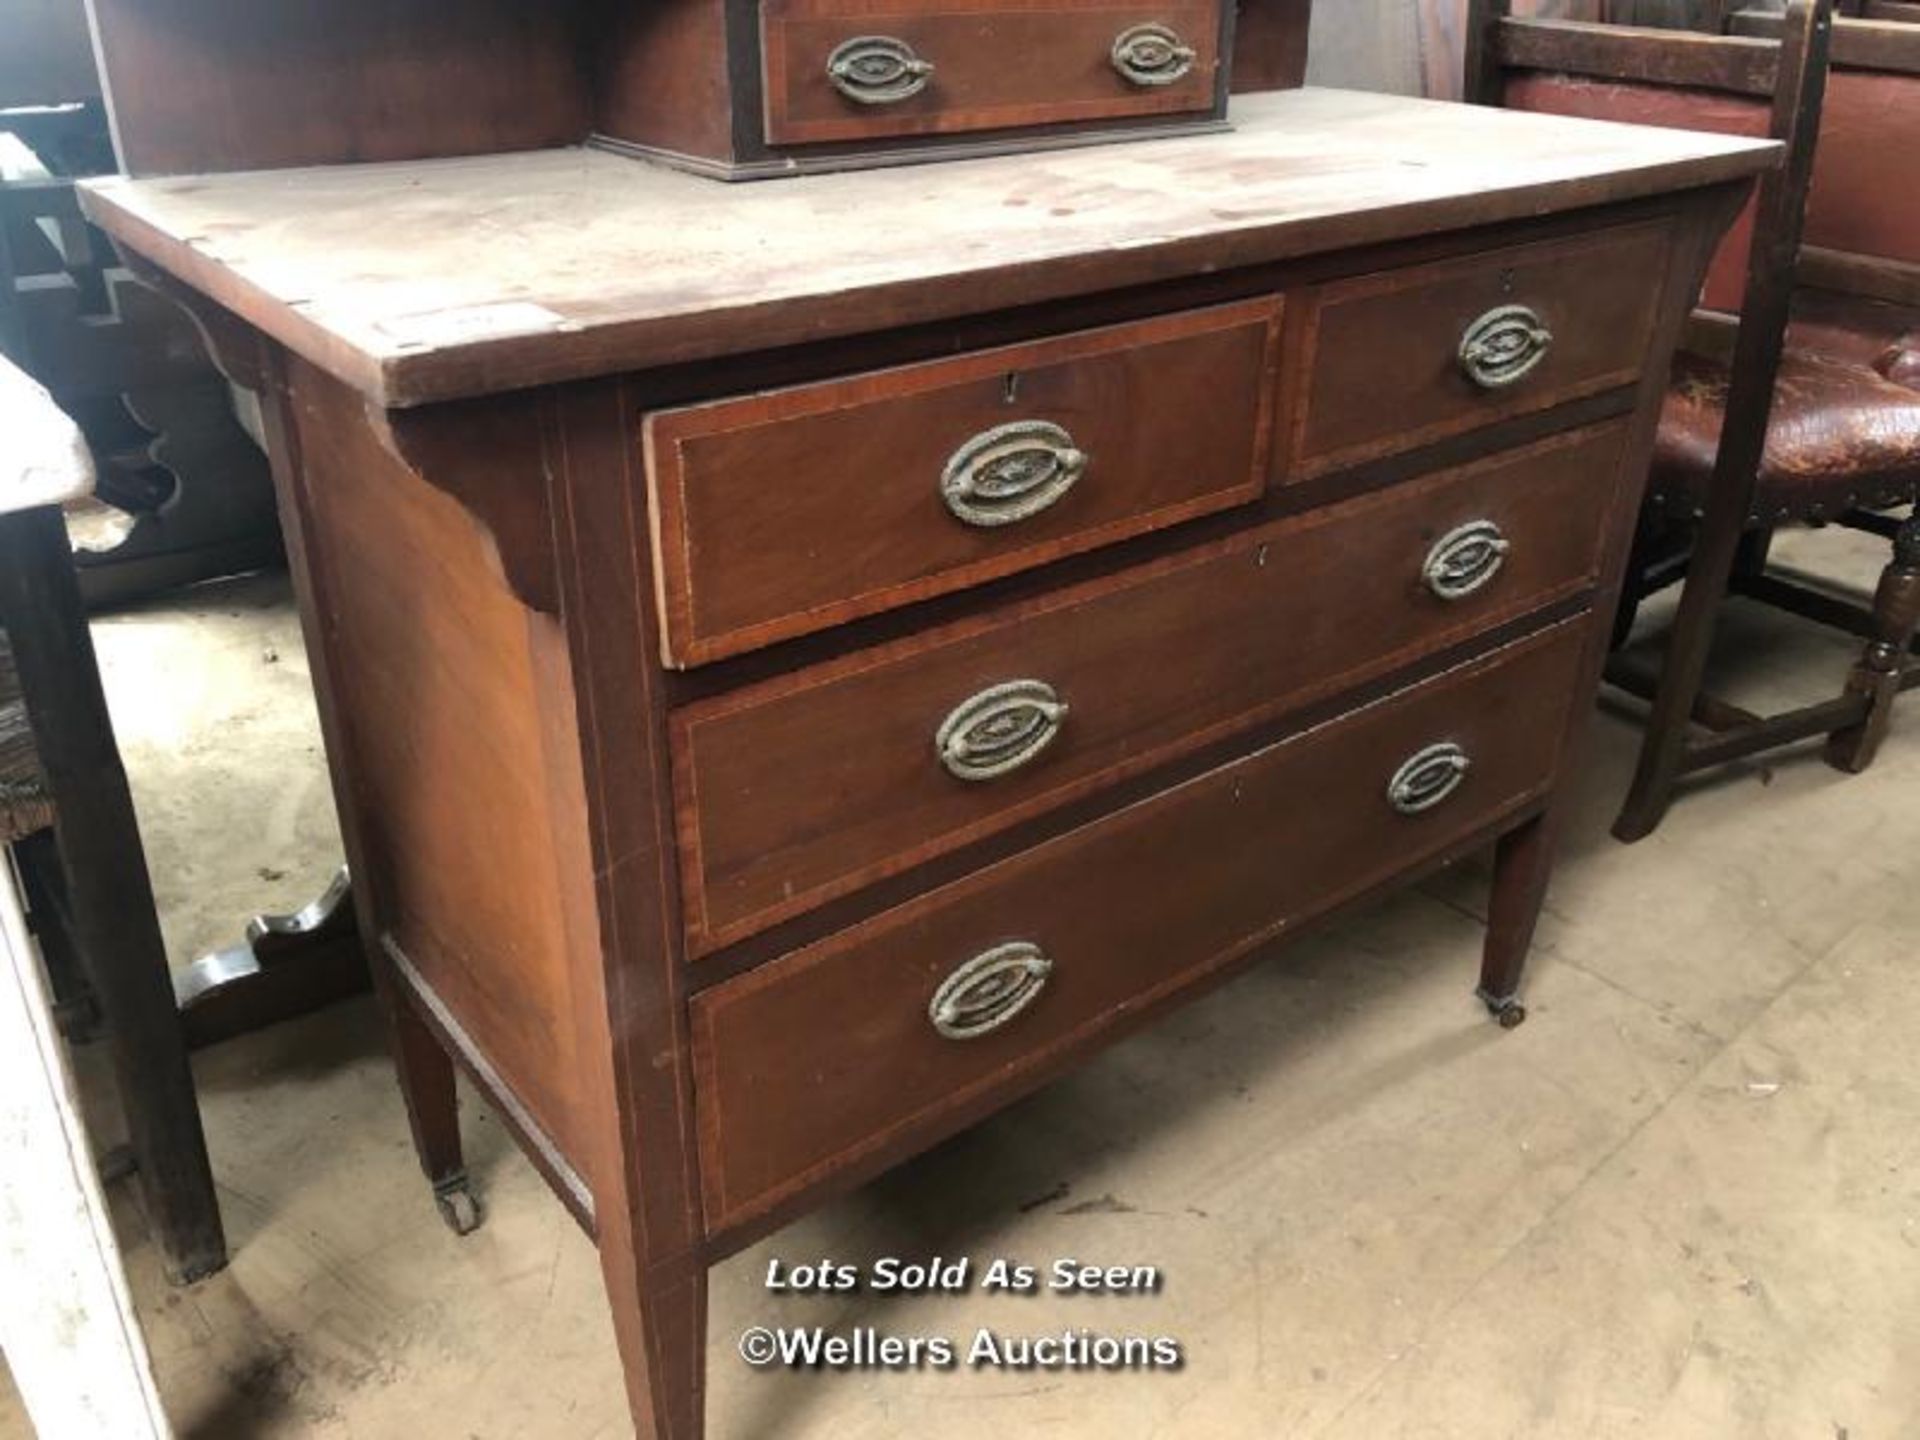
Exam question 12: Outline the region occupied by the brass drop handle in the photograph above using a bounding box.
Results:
[1459,304,1554,390]
[941,420,1088,528]
[1387,742,1471,815]
[936,679,1069,782]
[1423,519,1511,602]
[930,941,1053,1040]
[827,35,935,105]
[1111,23,1197,86]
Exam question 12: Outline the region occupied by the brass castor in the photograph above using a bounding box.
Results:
[433,1175,482,1236]
[1477,990,1528,1030]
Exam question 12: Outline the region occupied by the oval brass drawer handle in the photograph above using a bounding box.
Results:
[826,35,934,105]
[1423,519,1511,601]
[1111,23,1197,87]
[936,679,1069,782]
[1388,742,1472,815]
[930,941,1054,1040]
[1459,304,1554,390]
[941,420,1088,528]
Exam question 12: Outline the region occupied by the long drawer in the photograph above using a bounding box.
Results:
[673,421,1627,953]
[643,298,1282,668]
[1288,221,1670,478]
[691,620,1589,1230]
[761,0,1223,147]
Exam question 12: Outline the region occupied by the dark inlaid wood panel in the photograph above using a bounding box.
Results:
[1290,221,1671,476]
[644,298,1283,667]
[761,0,1222,145]
[674,421,1629,954]
[692,620,1590,1231]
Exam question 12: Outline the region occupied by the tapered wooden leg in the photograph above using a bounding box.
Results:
[1614,506,1751,842]
[1478,812,1557,1029]
[599,1243,708,1440]
[1825,512,1920,774]
[382,980,479,1235]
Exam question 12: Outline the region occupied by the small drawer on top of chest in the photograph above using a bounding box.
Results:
[760,0,1225,147]
[672,420,1628,954]
[690,619,1589,1231]
[644,298,1283,668]
[1289,222,1672,478]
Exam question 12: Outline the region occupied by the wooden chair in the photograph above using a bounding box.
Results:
[0,353,226,1283]
[1471,0,1920,838]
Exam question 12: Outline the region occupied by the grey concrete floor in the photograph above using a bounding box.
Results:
[4,529,1918,1439]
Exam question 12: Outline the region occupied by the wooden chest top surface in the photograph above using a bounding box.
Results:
[80,89,1775,407]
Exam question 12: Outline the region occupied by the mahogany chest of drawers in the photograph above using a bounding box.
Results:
[81,90,1772,1438]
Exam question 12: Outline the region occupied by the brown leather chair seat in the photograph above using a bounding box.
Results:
[1650,301,1920,525]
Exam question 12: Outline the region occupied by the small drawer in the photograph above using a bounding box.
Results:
[1289,222,1671,478]
[761,0,1223,147]
[672,421,1627,953]
[691,620,1589,1230]
[644,298,1282,668]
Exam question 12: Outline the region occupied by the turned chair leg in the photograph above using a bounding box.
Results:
[1825,511,1920,774]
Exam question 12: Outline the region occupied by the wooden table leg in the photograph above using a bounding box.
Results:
[1478,811,1554,1030]
[0,505,226,1283]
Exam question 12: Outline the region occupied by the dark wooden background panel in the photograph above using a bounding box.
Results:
[0,0,99,105]
[1233,0,1314,90]
[83,0,592,175]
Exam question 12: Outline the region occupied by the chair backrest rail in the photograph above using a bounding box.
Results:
[1730,10,1920,73]
[1495,17,1782,95]
[1800,247,1920,308]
